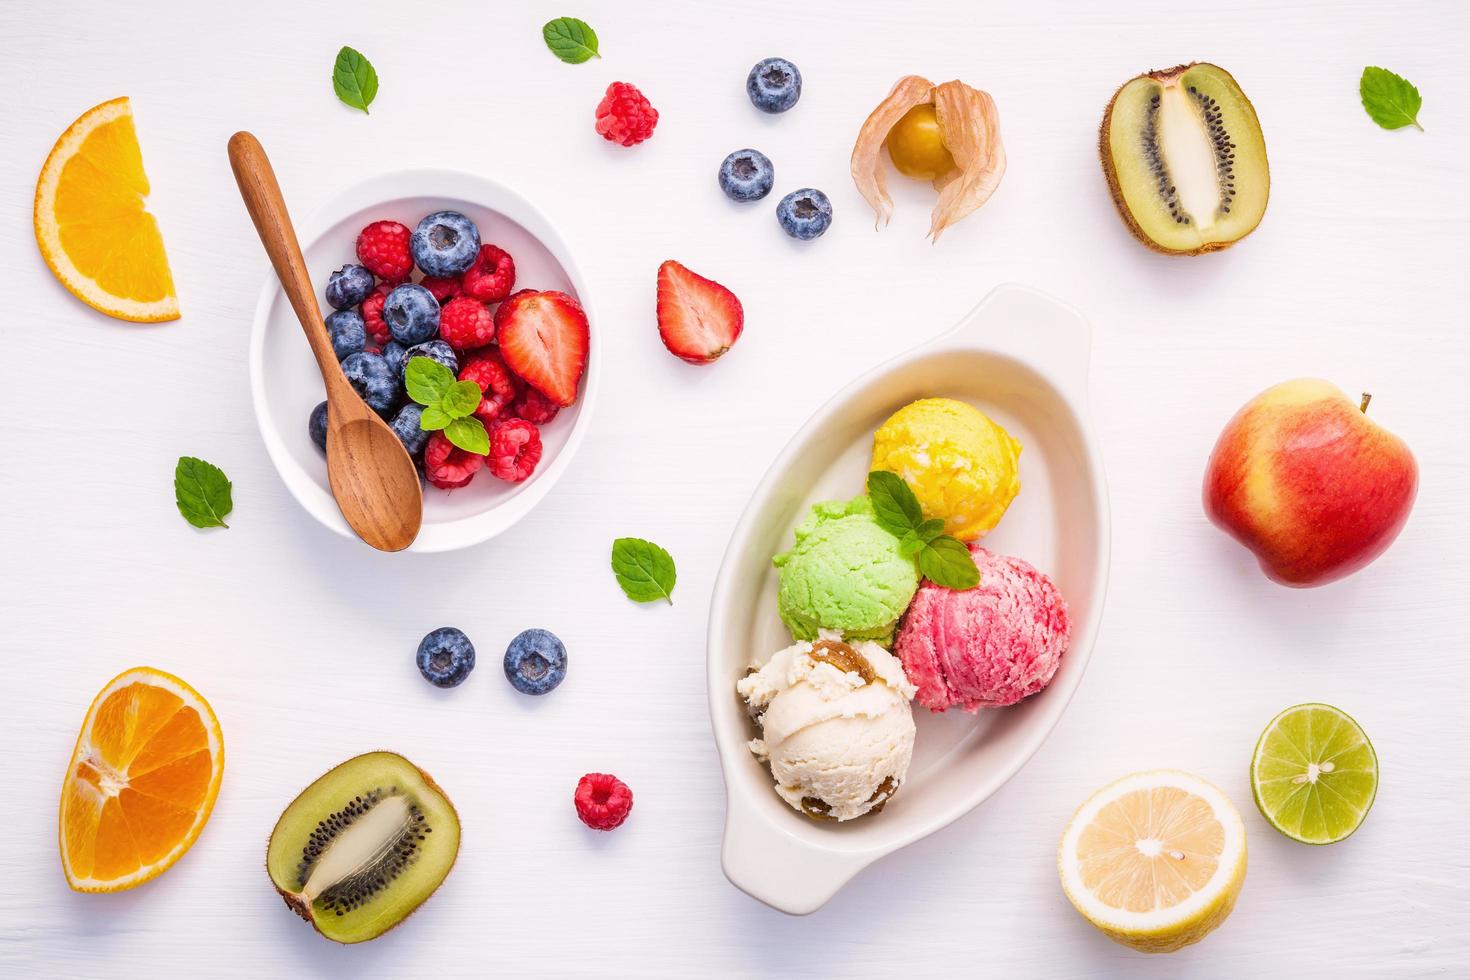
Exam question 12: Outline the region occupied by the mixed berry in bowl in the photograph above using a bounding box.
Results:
[309,210,589,494]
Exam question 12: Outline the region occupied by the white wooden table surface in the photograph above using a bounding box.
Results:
[3,1,1467,976]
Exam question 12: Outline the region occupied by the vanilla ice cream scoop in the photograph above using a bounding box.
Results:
[737,633,917,821]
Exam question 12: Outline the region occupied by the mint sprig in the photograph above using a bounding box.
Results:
[867,471,979,590]
[440,380,483,418]
[332,46,379,114]
[175,457,233,529]
[542,17,600,64]
[899,519,946,557]
[405,358,488,454]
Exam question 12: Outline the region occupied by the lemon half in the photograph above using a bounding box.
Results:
[1058,770,1247,953]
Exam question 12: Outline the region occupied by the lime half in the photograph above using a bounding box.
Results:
[1251,703,1377,844]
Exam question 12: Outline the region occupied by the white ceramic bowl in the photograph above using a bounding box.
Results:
[708,283,1110,914]
[248,170,598,552]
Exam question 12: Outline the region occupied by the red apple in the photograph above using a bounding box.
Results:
[1203,378,1417,587]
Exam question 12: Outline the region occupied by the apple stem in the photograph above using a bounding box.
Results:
[1360,392,1372,414]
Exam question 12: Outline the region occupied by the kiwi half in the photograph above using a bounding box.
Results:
[266,751,460,944]
[1100,63,1268,254]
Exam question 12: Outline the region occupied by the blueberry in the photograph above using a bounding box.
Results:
[503,628,568,696]
[308,401,329,452]
[325,309,366,361]
[325,264,374,310]
[776,188,833,240]
[389,403,430,457]
[384,283,441,346]
[340,351,398,416]
[746,57,801,114]
[718,149,775,202]
[417,627,475,688]
[382,341,407,378]
[401,339,458,385]
[411,211,481,278]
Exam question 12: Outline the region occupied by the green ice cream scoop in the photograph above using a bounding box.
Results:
[772,495,919,645]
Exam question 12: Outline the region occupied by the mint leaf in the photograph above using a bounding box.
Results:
[332,46,379,114]
[915,518,946,542]
[420,404,452,431]
[867,470,923,536]
[406,357,455,406]
[901,519,948,556]
[444,416,489,455]
[442,380,483,419]
[175,457,233,529]
[1360,66,1423,131]
[542,17,600,64]
[611,537,676,604]
[918,536,980,590]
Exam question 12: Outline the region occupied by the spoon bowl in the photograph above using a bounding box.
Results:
[325,417,426,552]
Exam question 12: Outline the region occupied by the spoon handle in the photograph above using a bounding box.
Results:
[227,132,346,391]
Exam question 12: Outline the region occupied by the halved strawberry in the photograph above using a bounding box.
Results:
[495,290,588,407]
[656,260,743,365]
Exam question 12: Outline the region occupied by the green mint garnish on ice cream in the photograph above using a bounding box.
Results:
[867,471,980,590]
[406,358,489,455]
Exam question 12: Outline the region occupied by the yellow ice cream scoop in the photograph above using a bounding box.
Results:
[871,398,1021,540]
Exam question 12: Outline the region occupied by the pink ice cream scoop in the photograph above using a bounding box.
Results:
[895,546,1070,711]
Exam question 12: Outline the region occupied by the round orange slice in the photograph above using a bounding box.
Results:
[59,667,223,891]
[34,97,180,322]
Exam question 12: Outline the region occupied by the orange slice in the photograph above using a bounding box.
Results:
[34,97,180,322]
[59,667,223,891]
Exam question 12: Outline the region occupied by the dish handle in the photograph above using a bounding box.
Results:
[933,282,1092,397]
[721,804,868,915]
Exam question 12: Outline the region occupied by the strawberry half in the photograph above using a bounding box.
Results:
[656,260,743,364]
[495,290,589,407]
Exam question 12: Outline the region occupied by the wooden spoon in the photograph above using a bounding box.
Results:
[228,131,423,552]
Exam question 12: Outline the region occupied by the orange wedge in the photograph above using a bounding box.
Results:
[59,667,223,891]
[34,97,180,322]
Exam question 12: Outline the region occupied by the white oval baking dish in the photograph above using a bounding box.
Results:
[708,283,1110,914]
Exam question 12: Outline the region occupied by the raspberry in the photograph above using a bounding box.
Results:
[360,282,395,345]
[423,431,483,490]
[512,386,560,425]
[439,297,496,352]
[355,221,414,281]
[574,773,633,831]
[488,418,542,483]
[420,275,463,304]
[460,349,522,423]
[461,245,517,303]
[595,82,658,147]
